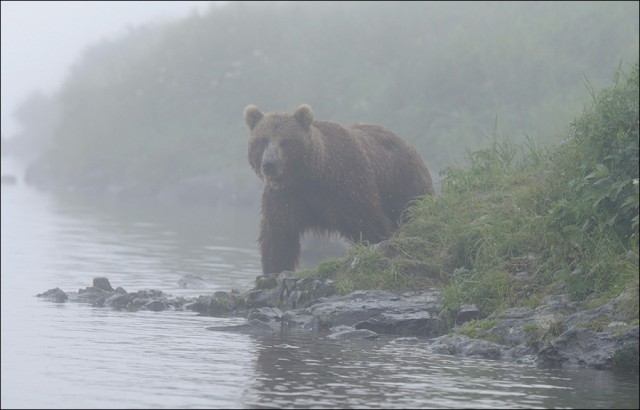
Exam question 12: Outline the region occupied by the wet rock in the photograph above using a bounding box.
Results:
[455,304,482,325]
[536,326,638,370]
[355,311,444,337]
[131,297,148,310]
[419,292,640,372]
[243,272,337,310]
[327,328,379,340]
[36,288,68,303]
[182,301,207,313]
[305,289,442,334]
[36,276,639,372]
[213,290,235,305]
[145,300,166,312]
[284,276,336,309]
[424,334,502,359]
[206,298,233,316]
[247,307,283,322]
[612,336,640,371]
[72,286,111,306]
[183,294,234,317]
[104,293,135,309]
[281,311,317,330]
[134,289,165,299]
[460,338,503,360]
[244,289,279,309]
[93,277,114,292]
[505,347,538,365]
[486,318,535,346]
[254,273,280,290]
[165,296,188,310]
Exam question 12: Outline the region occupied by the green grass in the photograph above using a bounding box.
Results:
[301,62,639,324]
[523,319,563,348]
[452,319,502,343]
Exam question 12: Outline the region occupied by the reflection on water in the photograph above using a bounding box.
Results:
[1,158,639,409]
[242,330,639,409]
[43,189,264,296]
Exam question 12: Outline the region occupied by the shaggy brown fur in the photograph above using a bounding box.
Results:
[245,104,434,274]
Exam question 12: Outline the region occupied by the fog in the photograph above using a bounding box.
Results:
[1,1,217,137]
[1,1,638,205]
[1,3,638,407]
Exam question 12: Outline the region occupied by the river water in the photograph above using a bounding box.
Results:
[1,158,638,409]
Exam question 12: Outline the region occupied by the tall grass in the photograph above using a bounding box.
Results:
[303,62,639,322]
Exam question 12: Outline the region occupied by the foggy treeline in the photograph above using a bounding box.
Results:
[9,1,639,205]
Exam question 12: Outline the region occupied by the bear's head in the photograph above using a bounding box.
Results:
[244,104,315,186]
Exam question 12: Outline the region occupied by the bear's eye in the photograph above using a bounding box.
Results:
[280,139,292,148]
[257,137,269,147]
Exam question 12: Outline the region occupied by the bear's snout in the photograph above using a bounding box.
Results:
[262,160,278,176]
[260,145,282,179]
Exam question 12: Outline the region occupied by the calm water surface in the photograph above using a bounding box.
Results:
[1,158,638,409]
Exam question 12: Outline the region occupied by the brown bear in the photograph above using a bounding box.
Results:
[244,104,434,274]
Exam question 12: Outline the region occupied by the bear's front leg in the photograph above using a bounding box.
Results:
[258,191,303,274]
[259,218,301,274]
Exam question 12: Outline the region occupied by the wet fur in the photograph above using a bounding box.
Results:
[245,104,434,274]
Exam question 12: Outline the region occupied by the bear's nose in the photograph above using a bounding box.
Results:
[262,160,277,176]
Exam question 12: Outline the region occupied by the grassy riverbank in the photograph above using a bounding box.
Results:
[298,63,639,323]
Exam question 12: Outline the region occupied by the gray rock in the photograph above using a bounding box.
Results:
[282,311,318,330]
[184,295,234,316]
[131,298,148,310]
[424,334,503,360]
[536,327,631,370]
[247,307,283,322]
[355,311,444,337]
[455,304,482,325]
[145,300,166,312]
[104,293,135,309]
[460,339,503,360]
[36,276,639,372]
[93,277,114,292]
[254,273,279,290]
[244,289,279,309]
[327,329,379,340]
[36,288,68,303]
[306,289,442,333]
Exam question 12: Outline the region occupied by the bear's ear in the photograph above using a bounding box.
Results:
[294,104,314,131]
[244,105,263,130]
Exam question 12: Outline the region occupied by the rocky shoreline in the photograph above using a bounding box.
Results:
[37,274,639,373]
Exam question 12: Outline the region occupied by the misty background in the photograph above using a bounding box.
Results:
[1,1,215,135]
[2,1,638,207]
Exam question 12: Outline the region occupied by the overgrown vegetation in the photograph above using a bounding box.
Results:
[523,320,563,349]
[300,62,639,321]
